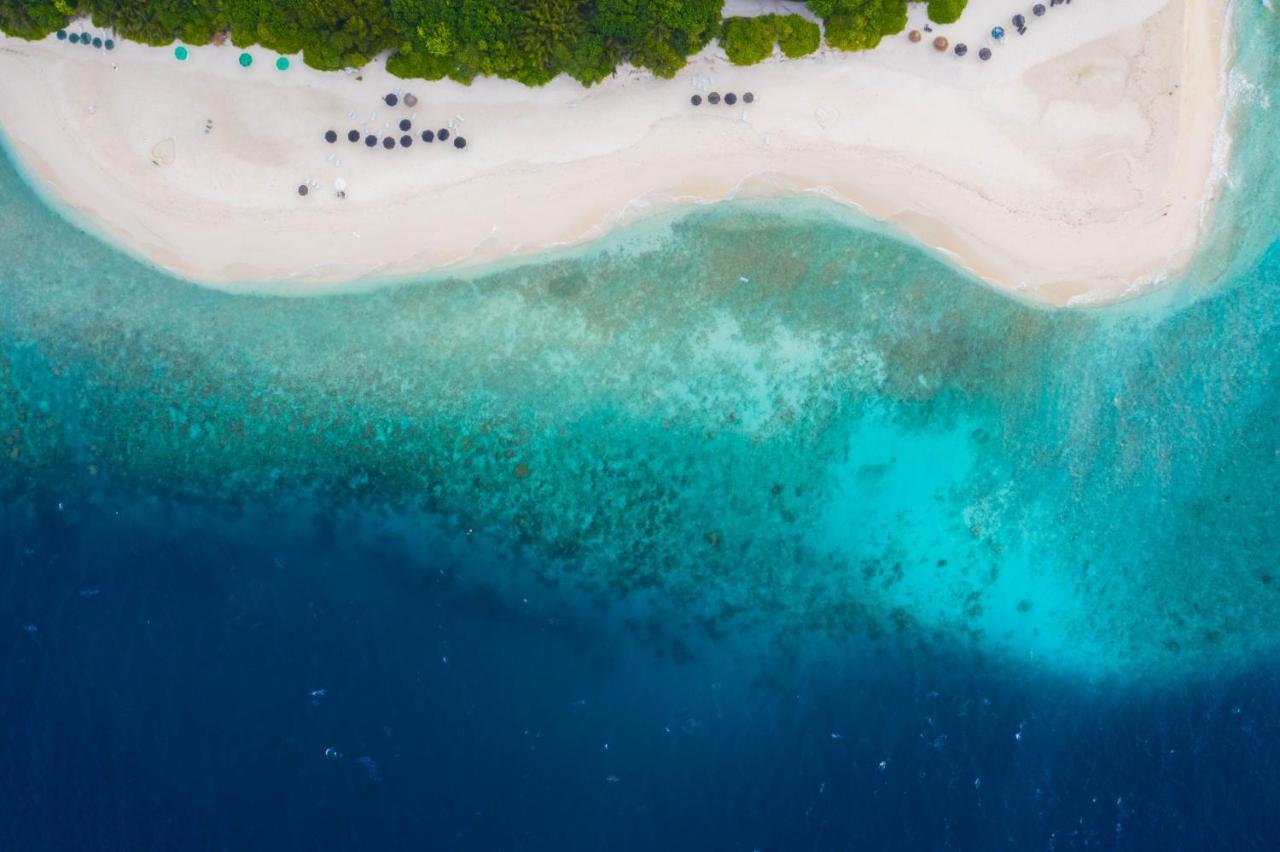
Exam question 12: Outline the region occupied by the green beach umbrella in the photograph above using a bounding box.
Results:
[276,57,290,71]
[239,52,253,68]
[174,45,188,61]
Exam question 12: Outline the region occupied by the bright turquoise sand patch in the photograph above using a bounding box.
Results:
[0,0,1276,687]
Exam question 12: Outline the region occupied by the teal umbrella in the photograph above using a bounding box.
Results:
[174,45,188,61]
[276,57,289,71]
[239,52,252,68]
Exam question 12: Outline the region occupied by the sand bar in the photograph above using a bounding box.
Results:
[0,0,1229,305]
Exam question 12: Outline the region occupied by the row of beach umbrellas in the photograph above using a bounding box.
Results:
[324,127,467,150]
[690,91,754,106]
[170,44,290,70]
[324,93,468,152]
[912,0,1071,61]
[55,30,114,50]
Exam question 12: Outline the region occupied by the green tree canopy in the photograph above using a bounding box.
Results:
[719,14,820,66]
[0,0,968,86]
[808,0,909,52]
[926,0,967,24]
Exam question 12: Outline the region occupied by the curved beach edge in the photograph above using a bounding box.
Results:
[0,0,1231,307]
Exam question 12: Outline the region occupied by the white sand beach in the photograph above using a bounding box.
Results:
[0,0,1230,305]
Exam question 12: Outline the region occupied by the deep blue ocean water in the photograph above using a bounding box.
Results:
[4,5,1280,849]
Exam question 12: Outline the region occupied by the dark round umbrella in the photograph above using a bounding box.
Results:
[979,47,992,60]
[1013,14,1026,27]
[454,137,466,149]
[400,134,412,147]
[384,93,398,107]
[421,129,435,143]
[81,34,91,47]
[105,39,115,50]
[57,30,67,40]
[69,33,80,44]
[92,37,102,48]
[725,92,737,105]
[1033,3,1045,14]
[691,94,702,106]
[743,92,754,104]
[365,134,377,148]
[438,128,450,141]
[324,130,337,143]
[708,92,721,105]
[298,184,308,196]
[954,43,968,56]
[348,129,360,142]
[399,119,411,132]
[382,137,395,150]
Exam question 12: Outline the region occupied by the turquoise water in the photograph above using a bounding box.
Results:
[4,6,1280,847]
[4,2,1280,691]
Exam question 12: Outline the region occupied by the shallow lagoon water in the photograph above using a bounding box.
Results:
[4,4,1280,849]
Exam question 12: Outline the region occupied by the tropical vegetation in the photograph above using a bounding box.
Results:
[719,14,821,66]
[0,1,968,86]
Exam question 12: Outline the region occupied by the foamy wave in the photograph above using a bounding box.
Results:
[1226,70,1270,111]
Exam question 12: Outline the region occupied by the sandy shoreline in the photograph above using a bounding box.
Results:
[0,0,1230,306]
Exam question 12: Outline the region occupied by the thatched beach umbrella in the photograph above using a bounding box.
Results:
[454,137,466,149]
[348,129,360,142]
[382,136,395,149]
[384,93,398,106]
[399,119,411,132]
[438,128,450,141]
[908,30,922,43]
[933,36,948,51]
[725,93,737,105]
[421,129,435,143]
[691,94,702,106]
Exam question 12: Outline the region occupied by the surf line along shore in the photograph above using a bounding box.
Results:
[0,0,1229,306]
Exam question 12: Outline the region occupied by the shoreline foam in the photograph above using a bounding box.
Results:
[0,0,1230,306]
